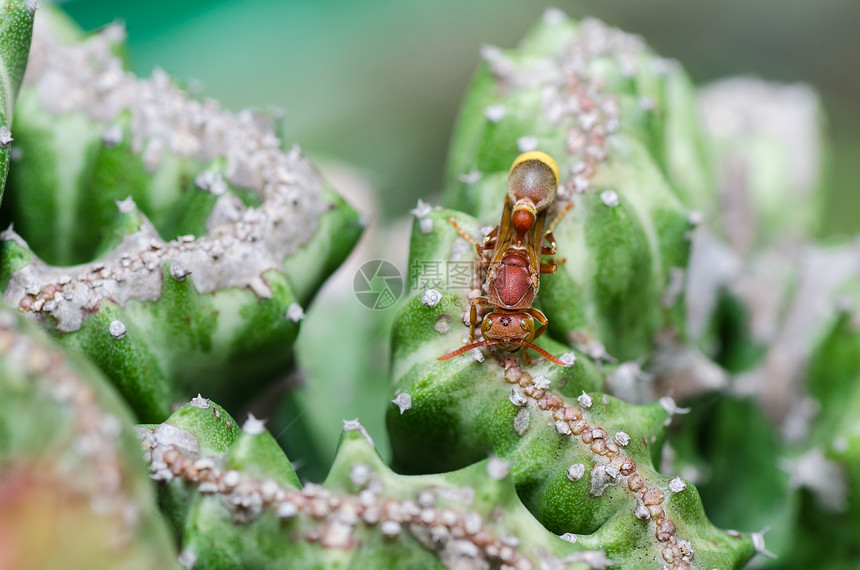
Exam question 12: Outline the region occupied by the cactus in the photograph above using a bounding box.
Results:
[0,0,34,203]
[2,4,859,570]
[0,309,177,569]
[0,8,363,422]
[140,398,624,569]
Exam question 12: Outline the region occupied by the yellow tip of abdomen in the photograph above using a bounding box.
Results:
[510,151,560,185]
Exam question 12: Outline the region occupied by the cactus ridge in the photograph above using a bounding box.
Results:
[141,400,620,569]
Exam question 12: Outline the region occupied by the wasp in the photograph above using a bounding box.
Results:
[438,151,571,366]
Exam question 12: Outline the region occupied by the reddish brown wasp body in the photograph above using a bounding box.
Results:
[439,151,571,366]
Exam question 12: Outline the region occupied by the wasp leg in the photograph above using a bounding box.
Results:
[521,349,533,366]
[468,296,492,342]
[448,217,482,256]
[540,201,573,255]
[546,201,573,235]
[540,262,559,274]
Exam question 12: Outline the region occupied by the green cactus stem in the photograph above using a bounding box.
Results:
[140,400,616,569]
[0,309,177,569]
[0,11,362,422]
[0,0,35,205]
[388,11,765,569]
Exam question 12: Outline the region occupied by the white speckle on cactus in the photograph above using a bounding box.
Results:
[152,423,199,455]
[102,124,123,146]
[589,464,621,497]
[349,464,372,488]
[573,175,590,192]
[517,135,538,152]
[659,396,690,421]
[419,217,434,234]
[669,477,687,493]
[509,388,527,407]
[194,170,214,190]
[190,394,209,408]
[434,314,450,334]
[391,392,412,414]
[108,319,127,339]
[242,413,266,435]
[833,436,848,453]
[209,173,228,195]
[543,7,565,24]
[600,190,619,207]
[606,116,620,133]
[116,196,136,213]
[533,375,551,390]
[141,138,164,171]
[555,420,572,436]
[286,303,305,323]
[221,470,241,491]
[484,104,506,123]
[422,288,442,307]
[783,447,847,512]
[613,431,630,446]
[471,348,485,362]
[276,502,298,519]
[380,520,402,537]
[410,198,432,218]
[559,532,577,543]
[639,97,656,111]
[0,126,13,146]
[458,170,481,184]
[661,267,686,308]
[688,210,705,227]
[513,407,529,436]
[487,456,510,480]
[169,261,191,281]
[566,463,585,481]
[634,497,650,520]
[577,391,593,408]
[463,512,483,534]
[417,491,435,508]
[559,352,577,366]
[178,549,197,569]
[751,526,777,559]
[342,418,375,448]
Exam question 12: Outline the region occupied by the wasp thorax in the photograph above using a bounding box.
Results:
[508,151,559,213]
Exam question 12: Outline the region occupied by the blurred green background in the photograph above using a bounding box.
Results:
[62,0,860,235]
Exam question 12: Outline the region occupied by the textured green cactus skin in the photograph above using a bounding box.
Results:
[389,13,755,569]
[0,309,178,569]
[143,400,613,570]
[0,0,33,205]
[0,10,363,422]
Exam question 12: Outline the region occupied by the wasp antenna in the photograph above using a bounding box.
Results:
[438,339,502,361]
[516,340,568,366]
